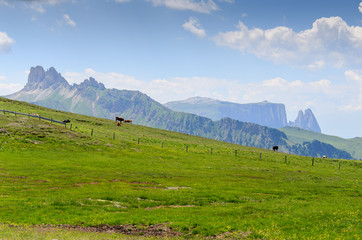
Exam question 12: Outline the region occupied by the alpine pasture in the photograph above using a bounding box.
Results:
[0,97,361,239]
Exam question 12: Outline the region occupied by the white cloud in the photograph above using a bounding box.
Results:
[63,68,345,111]
[214,17,362,69]
[342,70,362,111]
[0,83,23,95]
[146,0,218,13]
[183,17,206,38]
[115,0,130,2]
[0,0,12,7]
[15,0,73,13]
[25,2,46,13]
[359,2,362,13]
[0,32,15,54]
[63,14,76,27]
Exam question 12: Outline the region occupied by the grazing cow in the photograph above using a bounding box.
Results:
[117,122,122,126]
[115,116,124,122]
[62,119,71,123]
[32,113,39,117]
[322,155,327,159]
[124,119,132,123]
[272,145,279,151]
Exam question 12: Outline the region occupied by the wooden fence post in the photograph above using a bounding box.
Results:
[235,150,237,156]
[91,129,93,136]
[339,161,341,170]
[211,148,213,154]
[113,133,115,140]
[70,124,72,130]
[162,142,163,148]
[138,138,140,144]
[312,157,314,166]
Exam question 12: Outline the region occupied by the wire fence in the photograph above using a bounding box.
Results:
[0,109,66,126]
[1,108,361,170]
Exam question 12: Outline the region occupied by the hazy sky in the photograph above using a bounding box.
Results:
[1,0,362,138]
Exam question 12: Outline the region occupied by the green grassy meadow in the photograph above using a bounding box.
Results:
[0,97,361,239]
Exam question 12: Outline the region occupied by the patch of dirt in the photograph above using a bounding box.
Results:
[130,148,142,152]
[35,180,49,183]
[55,223,182,238]
[72,181,99,187]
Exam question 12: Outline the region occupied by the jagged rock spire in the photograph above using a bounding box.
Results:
[23,66,69,91]
[288,109,321,133]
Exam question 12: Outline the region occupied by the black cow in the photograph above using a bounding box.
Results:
[272,146,279,151]
[62,119,71,123]
[115,116,124,122]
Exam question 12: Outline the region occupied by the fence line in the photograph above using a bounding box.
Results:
[0,109,66,126]
[1,108,359,170]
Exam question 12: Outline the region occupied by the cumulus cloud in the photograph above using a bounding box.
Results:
[146,0,218,13]
[0,0,12,7]
[214,17,362,69]
[115,0,130,2]
[359,2,362,13]
[0,83,23,95]
[0,32,15,54]
[342,70,362,111]
[5,0,73,13]
[63,68,357,114]
[63,14,76,27]
[183,17,206,38]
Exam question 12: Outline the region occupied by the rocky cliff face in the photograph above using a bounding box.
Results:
[288,109,321,133]
[165,97,288,129]
[166,97,322,133]
[23,66,69,91]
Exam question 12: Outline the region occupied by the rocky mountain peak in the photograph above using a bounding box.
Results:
[23,66,69,91]
[288,109,321,133]
[75,77,106,90]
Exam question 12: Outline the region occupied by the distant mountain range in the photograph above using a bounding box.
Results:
[165,97,321,132]
[6,66,354,159]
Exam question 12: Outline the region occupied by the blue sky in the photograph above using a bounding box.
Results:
[1,0,362,138]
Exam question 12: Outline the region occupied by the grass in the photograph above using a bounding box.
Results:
[0,97,361,239]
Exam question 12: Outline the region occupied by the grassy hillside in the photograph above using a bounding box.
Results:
[281,126,362,160]
[0,97,361,239]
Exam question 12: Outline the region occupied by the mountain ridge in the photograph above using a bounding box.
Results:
[6,66,351,159]
[165,97,321,133]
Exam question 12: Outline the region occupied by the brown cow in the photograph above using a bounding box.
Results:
[124,119,132,123]
[117,122,122,126]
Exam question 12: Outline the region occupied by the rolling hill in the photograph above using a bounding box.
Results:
[0,96,361,239]
[281,126,362,160]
